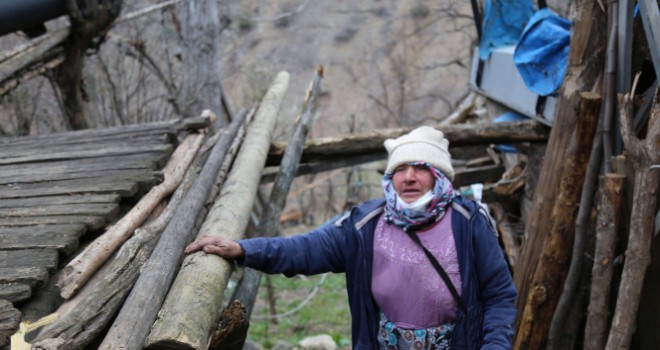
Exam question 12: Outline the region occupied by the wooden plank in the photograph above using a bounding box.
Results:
[0,168,157,185]
[0,203,119,218]
[0,144,172,166]
[0,224,86,255]
[0,266,49,288]
[0,118,181,145]
[0,177,141,199]
[0,194,120,209]
[0,283,31,303]
[0,249,59,272]
[0,152,165,177]
[0,136,171,159]
[0,215,107,231]
[0,299,22,347]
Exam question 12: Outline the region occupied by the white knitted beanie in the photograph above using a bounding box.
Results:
[384,126,454,180]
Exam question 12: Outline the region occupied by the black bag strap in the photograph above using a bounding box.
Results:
[405,229,467,315]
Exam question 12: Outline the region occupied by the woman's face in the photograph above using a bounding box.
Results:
[392,164,435,204]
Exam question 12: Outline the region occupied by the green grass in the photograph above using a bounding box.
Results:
[242,271,352,349]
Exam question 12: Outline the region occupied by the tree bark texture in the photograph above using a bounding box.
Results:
[547,92,603,350]
[57,132,205,299]
[584,173,625,350]
[142,71,289,350]
[98,110,247,350]
[513,0,606,342]
[178,0,226,125]
[513,93,600,350]
[605,91,660,350]
[55,0,122,129]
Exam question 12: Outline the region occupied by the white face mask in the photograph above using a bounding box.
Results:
[397,191,434,211]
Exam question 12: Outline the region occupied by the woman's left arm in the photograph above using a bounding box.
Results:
[472,213,518,349]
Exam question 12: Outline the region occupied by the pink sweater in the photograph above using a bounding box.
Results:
[371,207,461,328]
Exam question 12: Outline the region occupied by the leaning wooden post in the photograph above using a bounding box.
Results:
[584,172,625,350]
[142,71,290,350]
[513,92,600,350]
[97,108,249,350]
[209,67,323,350]
[605,86,660,350]
[513,0,606,347]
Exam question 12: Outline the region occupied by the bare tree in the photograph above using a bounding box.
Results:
[54,0,123,130]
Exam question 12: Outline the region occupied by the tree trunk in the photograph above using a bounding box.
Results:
[585,173,625,350]
[514,92,601,350]
[513,0,606,344]
[56,132,205,299]
[97,109,248,350]
[143,72,289,350]
[605,90,660,349]
[55,0,122,130]
[178,0,227,126]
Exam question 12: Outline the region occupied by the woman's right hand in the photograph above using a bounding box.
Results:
[184,235,245,259]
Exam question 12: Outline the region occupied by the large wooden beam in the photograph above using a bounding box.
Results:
[513,0,607,347]
[266,119,549,166]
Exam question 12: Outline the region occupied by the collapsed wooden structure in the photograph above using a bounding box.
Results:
[1,1,659,349]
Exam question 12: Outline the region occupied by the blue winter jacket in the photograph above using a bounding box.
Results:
[238,196,517,349]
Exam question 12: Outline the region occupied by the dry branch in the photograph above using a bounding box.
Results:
[56,132,205,299]
[584,173,625,350]
[98,109,249,350]
[605,88,660,349]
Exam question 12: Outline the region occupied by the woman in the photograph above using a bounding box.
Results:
[185,126,517,349]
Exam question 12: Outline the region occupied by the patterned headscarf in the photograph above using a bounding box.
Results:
[382,162,455,230]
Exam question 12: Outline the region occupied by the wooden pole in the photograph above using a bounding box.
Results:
[547,92,603,349]
[605,88,660,349]
[97,108,249,350]
[139,72,290,350]
[584,173,625,350]
[56,132,205,299]
[266,119,549,166]
[210,67,323,350]
[513,0,606,346]
[514,92,601,350]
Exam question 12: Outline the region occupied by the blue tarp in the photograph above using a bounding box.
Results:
[513,8,572,96]
[478,0,536,60]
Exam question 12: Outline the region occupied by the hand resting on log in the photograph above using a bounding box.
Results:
[185,235,245,259]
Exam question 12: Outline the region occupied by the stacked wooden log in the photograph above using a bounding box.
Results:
[0,117,208,347]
